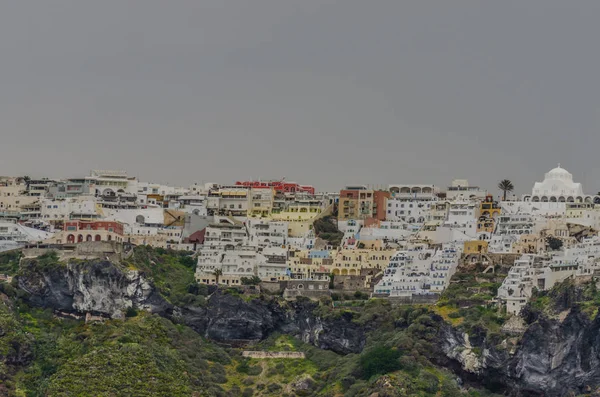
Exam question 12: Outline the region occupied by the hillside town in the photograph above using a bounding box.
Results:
[2,165,600,313]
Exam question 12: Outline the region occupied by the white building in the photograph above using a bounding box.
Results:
[40,197,99,221]
[445,179,487,201]
[86,170,138,197]
[0,217,54,252]
[495,214,535,237]
[246,219,288,249]
[374,243,461,297]
[195,245,287,285]
[524,164,599,204]
[203,217,248,247]
[103,207,165,227]
[386,198,435,224]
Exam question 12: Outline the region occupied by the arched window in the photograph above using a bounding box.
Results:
[135,215,145,224]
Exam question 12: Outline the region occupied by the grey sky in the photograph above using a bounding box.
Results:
[2,1,600,194]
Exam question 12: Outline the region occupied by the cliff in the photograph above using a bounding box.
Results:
[17,257,366,355]
[17,258,172,318]
[13,251,600,396]
[438,281,600,397]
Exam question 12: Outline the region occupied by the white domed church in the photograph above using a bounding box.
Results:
[524,164,599,203]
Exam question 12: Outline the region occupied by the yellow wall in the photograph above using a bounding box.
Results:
[463,240,488,254]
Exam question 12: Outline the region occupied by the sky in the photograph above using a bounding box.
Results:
[2,1,600,194]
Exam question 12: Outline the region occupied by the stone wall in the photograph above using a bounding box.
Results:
[283,288,330,301]
[384,294,440,305]
[242,351,305,359]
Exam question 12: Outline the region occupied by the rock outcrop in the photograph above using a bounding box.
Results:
[438,308,600,396]
[17,260,172,318]
[178,292,366,354]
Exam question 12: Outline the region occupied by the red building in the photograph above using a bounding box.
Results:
[63,220,124,244]
[235,180,315,195]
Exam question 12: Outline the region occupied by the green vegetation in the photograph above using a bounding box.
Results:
[436,268,508,339]
[0,250,22,276]
[12,308,231,396]
[241,276,262,285]
[124,246,202,307]
[546,236,563,251]
[359,345,401,379]
[528,278,600,320]
[0,247,509,396]
[313,216,343,247]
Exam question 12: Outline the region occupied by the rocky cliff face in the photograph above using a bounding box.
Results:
[178,292,366,354]
[17,260,172,318]
[438,307,600,397]
[17,259,366,354]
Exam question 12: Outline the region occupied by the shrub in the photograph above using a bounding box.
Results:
[267,383,282,393]
[242,388,254,397]
[359,345,401,380]
[241,276,262,286]
[125,307,138,318]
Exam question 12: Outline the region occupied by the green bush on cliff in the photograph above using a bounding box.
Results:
[0,250,22,276]
[125,247,198,307]
[359,345,401,379]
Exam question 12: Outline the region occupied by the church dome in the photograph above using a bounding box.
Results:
[545,164,573,182]
[531,163,584,199]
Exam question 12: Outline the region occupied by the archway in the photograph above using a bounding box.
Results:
[77,234,84,243]
[532,196,540,202]
[135,215,145,224]
[558,196,566,203]
[567,196,574,203]
[541,196,548,202]
[95,235,102,241]
[550,197,557,202]
[86,235,93,242]
[67,234,75,244]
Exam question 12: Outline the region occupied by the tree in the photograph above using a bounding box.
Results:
[359,345,401,379]
[546,236,563,251]
[213,269,223,285]
[498,179,514,201]
[240,276,261,285]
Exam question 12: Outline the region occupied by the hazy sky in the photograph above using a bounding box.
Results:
[2,1,600,194]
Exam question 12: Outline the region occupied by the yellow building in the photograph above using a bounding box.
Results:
[286,246,395,277]
[477,195,501,233]
[464,240,488,254]
[248,188,275,218]
[271,200,333,237]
